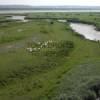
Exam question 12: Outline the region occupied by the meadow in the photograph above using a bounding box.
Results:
[0,12,100,100]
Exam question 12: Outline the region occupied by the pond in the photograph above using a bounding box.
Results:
[70,23,100,41]
[58,20,67,23]
[7,15,29,22]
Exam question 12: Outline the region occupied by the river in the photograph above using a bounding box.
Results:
[0,10,100,14]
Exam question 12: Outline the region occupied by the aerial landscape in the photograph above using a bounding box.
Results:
[0,0,100,100]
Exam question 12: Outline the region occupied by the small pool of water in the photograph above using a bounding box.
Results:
[58,20,67,23]
[70,23,100,41]
[7,15,29,22]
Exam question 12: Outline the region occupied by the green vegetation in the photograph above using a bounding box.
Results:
[0,13,100,100]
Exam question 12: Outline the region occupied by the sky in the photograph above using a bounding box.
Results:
[0,0,100,6]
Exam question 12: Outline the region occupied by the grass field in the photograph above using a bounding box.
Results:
[0,13,100,100]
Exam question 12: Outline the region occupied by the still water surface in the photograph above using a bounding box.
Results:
[7,15,28,22]
[0,10,100,14]
[70,23,100,41]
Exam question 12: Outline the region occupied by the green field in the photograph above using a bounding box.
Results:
[0,13,100,100]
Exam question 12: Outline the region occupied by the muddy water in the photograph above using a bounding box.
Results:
[70,23,100,41]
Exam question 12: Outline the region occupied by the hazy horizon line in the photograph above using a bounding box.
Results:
[0,4,100,7]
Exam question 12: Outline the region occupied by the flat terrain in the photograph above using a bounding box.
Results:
[0,13,100,100]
